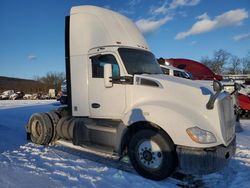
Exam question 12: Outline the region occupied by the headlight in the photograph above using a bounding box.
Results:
[186,126,217,144]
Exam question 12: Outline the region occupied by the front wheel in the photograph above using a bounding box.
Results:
[128,129,177,180]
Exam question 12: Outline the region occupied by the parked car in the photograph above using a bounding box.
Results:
[9,91,25,100]
[0,90,15,100]
[242,79,250,94]
[23,94,32,100]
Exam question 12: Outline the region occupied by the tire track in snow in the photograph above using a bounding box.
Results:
[0,143,178,188]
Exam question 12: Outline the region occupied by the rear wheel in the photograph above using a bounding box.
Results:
[128,129,176,180]
[28,113,53,145]
[47,110,61,143]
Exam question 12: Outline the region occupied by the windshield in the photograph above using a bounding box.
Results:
[186,72,193,79]
[180,71,191,79]
[118,48,163,75]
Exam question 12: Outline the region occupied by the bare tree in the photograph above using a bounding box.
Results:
[212,49,231,74]
[37,72,65,92]
[227,55,241,74]
[200,56,213,70]
[200,49,231,74]
[241,51,250,74]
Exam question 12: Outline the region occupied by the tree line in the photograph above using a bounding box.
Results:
[35,72,65,92]
[200,49,250,75]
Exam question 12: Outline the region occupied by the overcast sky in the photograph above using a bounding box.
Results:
[0,0,249,79]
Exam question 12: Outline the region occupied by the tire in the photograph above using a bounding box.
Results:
[56,116,75,140]
[28,113,53,145]
[128,129,176,180]
[47,110,61,143]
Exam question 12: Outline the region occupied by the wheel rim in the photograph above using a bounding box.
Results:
[31,120,42,138]
[136,139,163,169]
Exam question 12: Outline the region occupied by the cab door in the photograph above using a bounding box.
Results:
[88,52,126,119]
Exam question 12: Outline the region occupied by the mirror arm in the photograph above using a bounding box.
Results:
[206,91,221,110]
[109,76,134,85]
[230,83,241,96]
[206,80,223,110]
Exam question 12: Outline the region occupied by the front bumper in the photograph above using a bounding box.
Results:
[176,136,236,175]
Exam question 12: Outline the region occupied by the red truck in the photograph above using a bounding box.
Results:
[165,58,223,80]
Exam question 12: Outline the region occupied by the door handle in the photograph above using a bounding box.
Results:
[91,103,100,108]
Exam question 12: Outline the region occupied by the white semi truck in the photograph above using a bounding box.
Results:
[26,6,237,180]
[160,64,192,79]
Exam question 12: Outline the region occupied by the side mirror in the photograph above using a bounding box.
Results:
[228,83,241,96]
[213,80,222,92]
[104,64,113,88]
[234,83,241,91]
[207,80,223,110]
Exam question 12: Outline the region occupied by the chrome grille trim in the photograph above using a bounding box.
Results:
[218,95,235,144]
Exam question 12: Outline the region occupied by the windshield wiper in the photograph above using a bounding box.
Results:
[132,71,163,75]
[132,72,152,75]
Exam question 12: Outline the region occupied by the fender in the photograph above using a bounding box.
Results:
[122,101,220,148]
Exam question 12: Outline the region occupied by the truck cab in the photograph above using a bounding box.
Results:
[26,6,237,181]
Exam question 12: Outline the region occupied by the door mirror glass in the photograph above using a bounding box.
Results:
[112,64,120,79]
[104,64,113,88]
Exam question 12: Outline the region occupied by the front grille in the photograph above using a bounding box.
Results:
[218,95,235,143]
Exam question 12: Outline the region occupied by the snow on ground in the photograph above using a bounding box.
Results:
[0,100,56,109]
[202,120,250,188]
[0,100,250,188]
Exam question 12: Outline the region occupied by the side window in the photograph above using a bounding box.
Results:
[161,67,170,75]
[174,70,181,77]
[91,54,120,78]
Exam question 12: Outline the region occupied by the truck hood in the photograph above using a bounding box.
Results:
[132,74,235,147]
[134,74,216,114]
